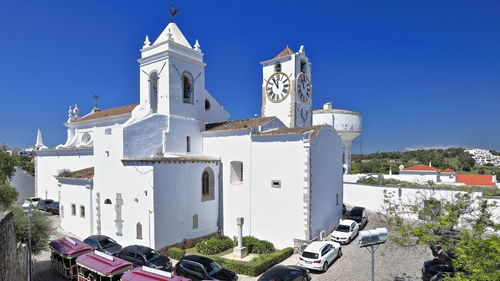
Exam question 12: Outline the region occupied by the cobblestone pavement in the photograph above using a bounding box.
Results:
[34,211,431,281]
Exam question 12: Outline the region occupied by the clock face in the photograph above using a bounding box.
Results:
[296,72,311,103]
[265,72,291,103]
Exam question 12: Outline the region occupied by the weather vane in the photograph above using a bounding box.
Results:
[169,3,180,22]
[93,94,99,108]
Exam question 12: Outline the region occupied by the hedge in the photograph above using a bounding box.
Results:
[210,247,293,276]
[167,247,185,260]
[196,235,234,255]
[240,236,275,254]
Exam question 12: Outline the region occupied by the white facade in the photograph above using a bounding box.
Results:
[34,20,345,250]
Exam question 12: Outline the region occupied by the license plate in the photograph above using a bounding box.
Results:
[305,261,311,264]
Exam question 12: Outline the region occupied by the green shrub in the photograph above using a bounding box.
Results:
[196,235,234,255]
[253,239,275,254]
[210,247,293,276]
[167,247,185,260]
[241,236,260,253]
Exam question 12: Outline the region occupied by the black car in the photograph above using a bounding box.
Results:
[83,235,122,255]
[50,201,60,215]
[38,199,54,212]
[422,258,455,281]
[175,255,237,281]
[257,265,310,281]
[342,204,347,217]
[117,245,172,271]
[346,206,368,229]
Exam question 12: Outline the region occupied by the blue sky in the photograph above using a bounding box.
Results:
[0,0,499,153]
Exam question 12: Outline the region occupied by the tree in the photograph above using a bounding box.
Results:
[0,149,17,184]
[12,208,53,255]
[0,184,18,211]
[379,190,499,279]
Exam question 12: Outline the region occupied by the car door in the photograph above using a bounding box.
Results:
[350,222,358,240]
[181,262,205,281]
[321,244,334,263]
[135,253,146,266]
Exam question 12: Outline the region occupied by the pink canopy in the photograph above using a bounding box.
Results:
[121,267,191,281]
[49,237,92,258]
[76,251,132,275]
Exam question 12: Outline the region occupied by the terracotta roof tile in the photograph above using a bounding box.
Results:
[205,117,276,132]
[255,125,326,140]
[59,167,94,179]
[457,174,496,186]
[440,168,456,173]
[274,46,294,59]
[400,164,439,171]
[74,104,138,122]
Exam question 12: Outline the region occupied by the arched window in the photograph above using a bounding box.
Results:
[136,223,143,239]
[149,72,158,113]
[81,132,92,146]
[201,168,214,201]
[104,199,112,204]
[182,72,193,104]
[204,99,211,111]
[275,63,281,72]
[300,59,307,73]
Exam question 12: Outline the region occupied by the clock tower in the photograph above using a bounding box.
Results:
[261,46,312,128]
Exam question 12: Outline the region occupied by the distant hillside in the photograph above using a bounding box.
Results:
[351,148,499,178]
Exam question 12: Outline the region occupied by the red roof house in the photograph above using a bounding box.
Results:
[457,174,496,186]
[400,164,440,172]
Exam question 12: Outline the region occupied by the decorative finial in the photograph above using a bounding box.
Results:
[166,28,173,41]
[194,40,201,51]
[169,3,180,23]
[35,129,47,150]
[68,105,73,122]
[73,104,80,119]
[299,45,304,53]
[144,35,151,47]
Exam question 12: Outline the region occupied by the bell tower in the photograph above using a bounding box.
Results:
[261,46,312,127]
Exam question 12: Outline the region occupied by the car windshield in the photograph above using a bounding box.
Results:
[100,238,117,248]
[335,224,350,232]
[144,249,161,261]
[302,251,318,259]
[32,198,41,202]
[205,261,223,275]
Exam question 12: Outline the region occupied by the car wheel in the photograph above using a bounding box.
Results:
[322,261,329,272]
[338,248,343,258]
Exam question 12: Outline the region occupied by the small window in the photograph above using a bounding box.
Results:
[204,99,211,111]
[186,136,191,153]
[271,180,281,188]
[80,206,85,218]
[230,161,243,184]
[105,128,112,135]
[201,168,215,201]
[275,63,281,72]
[71,204,76,216]
[149,72,158,113]
[136,223,143,239]
[104,199,112,204]
[336,193,339,206]
[192,214,198,229]
[300,59,307,73]
[183,72,193,104]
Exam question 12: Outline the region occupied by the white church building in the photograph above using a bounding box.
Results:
[34,19,344,249]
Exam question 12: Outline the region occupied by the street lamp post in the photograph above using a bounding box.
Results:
[358,228,388,281]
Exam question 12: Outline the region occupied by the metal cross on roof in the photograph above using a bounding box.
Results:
[93,94,99,108]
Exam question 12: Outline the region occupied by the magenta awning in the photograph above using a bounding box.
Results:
[76,251,132,275]
[121,267,191,281]
[49,237,92,258]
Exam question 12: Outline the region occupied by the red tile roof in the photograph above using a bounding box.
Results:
[74,104,138,122]
[400,164,439,171]
[457,174,496,186]
[205,117,276,132]
[274,46,294,59]
[440,168,456,173]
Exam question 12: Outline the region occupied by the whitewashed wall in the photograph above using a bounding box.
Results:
[309,128,344,239]
[251,136,307,249]
[153,162,220,249]
[9,167,35,203]
[59,179,92,238]
[35,151,93,200]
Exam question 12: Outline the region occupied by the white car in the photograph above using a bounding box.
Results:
[330,219,359,244]
[22,197,42,211]
[299,241,341,272]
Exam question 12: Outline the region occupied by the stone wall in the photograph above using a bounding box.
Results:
[0,211,29,281]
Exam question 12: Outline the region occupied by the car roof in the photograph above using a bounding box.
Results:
[303,241,330,253]
[86,235,112,242]
[261,265,302,278]
[339,219,357,226]
[351,207,365,212]
[181,255,213,265]
[122,245,152,254]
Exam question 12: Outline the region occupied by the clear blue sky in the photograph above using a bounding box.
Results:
[0,0,499,153]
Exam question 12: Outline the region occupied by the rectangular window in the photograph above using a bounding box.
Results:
[186,136,191,153]
[336,193,339,205]
[80,206,85,218]
[71,204,76,216]
[271,180,281,188]
[105,128,112,135]
[192,214,199,229]
[230,161,243,184]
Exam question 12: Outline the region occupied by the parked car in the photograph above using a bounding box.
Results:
[257,265,310,281]
[22,197,42,211]
[346,206,368,229]
[117,245,172,271]
[50,201,60,215]
[298,241,341,272]
[421,258,455,281]
[174,255,237,281]
[83,235,123,255]
[38,199,55,212]
[330,219,359,244]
